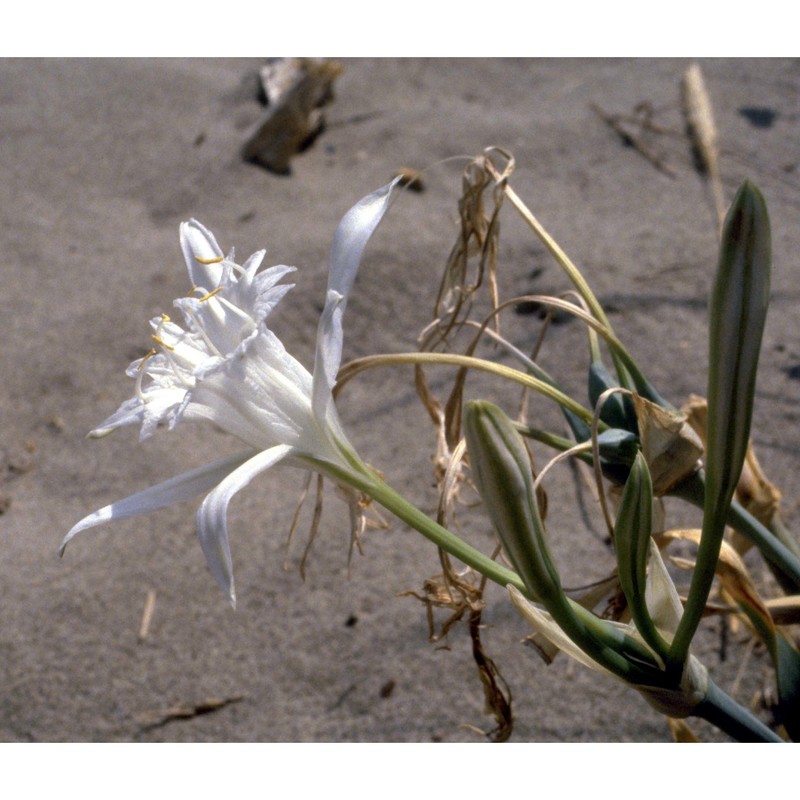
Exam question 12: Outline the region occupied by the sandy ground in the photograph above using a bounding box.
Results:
[1,58,799,742]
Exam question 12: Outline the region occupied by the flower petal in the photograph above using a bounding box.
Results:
[181,219,225,289]
[60,451,256,555]
[312,178,401,423]
[196,444,293,607]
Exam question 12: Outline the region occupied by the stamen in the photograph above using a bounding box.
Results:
[194,255,224,265]
[199,286,224,302]
[138,349,157,369]
[135,349,157,400]
[151,334,175,351]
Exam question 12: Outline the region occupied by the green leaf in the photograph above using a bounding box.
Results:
[614,452,670,661]
[705,180,771,510]
[670,180,772,666]
[775,634,800,741]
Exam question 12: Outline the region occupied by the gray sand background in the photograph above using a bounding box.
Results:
[1,58,799,742]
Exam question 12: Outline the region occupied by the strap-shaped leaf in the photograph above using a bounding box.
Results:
[614,452,670,661]
[670,181,772,665]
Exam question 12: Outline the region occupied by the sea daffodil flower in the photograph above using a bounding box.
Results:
[62,180,399,605]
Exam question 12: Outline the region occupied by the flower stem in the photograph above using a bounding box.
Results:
[308,458,527,594]
[694,679,783,742]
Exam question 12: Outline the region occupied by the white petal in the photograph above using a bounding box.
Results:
[196,444,293,606]
[312,178,401,423]
[241,249,266,280]
[313,289,345,423]
[180,219,224,289]
[60,451,256,555]
[189,329,317,451]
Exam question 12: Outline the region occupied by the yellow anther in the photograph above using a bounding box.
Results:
[151,335,175,351]
[199,286,224,302]
[138,349,157,370]
[195,255,224,265]
[161,313,171,322]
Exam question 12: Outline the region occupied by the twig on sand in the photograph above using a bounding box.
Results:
[137,589,157,643]
[136,696,244,733]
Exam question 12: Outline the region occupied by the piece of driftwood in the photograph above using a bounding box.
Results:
[242,58,342,174]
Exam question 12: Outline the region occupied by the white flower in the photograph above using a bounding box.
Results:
[62,180,400,606]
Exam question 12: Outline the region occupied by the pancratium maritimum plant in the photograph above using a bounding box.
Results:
[62,182,405,606]
[64,148,800,743]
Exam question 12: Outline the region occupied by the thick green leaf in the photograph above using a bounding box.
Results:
[671,180,772,666]
[775,634,800,741]
[614,452,670,661]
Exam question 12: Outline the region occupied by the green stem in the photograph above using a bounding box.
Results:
[694,679,783,742]
[308,458,526,595]
[671,472,800,591]
[770,514,800,561]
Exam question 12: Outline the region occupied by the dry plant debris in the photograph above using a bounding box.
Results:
[136,695,243,732]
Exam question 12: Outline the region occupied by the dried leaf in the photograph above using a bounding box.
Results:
[399,565,484,642]
[765,596,800,627]
[469,607,513,742]
[664,529,775,641]
[682,394,782,530]
[633,394,703,495]
[681,63,726,227]
[736,447,783,531]
[668,717,700,742]
[682,63,720,179]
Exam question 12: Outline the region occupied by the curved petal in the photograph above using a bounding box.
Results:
[180,219,225,289]
[60,451,256,555]
[312,178,401,423]
[196,444,293,607]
